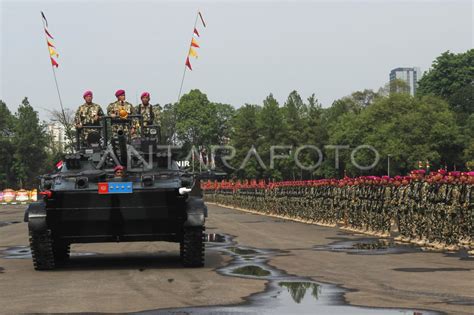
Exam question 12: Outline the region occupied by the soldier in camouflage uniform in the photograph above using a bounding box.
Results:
[107,89,136,139]
[136,92,155,135]
[74,90,104,145]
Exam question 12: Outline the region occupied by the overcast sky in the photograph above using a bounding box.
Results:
[1,0,472,119]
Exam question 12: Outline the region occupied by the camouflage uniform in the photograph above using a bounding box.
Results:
[137,103,155,135]
[107,100,136,138]
[74,102,104,144]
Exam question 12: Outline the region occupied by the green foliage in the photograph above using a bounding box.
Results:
[0,101,15,188]
[329,93,461,176]
[12,98,49,188]
[229,104,262,177]
[417,49,474,100]
[174,90,234,150]
[160,103,177,144]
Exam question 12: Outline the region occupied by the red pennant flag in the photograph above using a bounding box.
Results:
[198,11,206,28]
[185,56,192,70]
[47,40,55,47]
[193,28,200,37]
[55,160,63,169]
[45,28,54,39]
[51,57,59,67]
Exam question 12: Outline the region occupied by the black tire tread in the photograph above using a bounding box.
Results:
[53,241,70,265]
[29,231,56,271]
[181,226,205,267]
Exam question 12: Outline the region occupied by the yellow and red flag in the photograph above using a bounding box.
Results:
[189,47,198,58]
[49,46,58,57]
[185,56,192,71]
[41,11,59,68]
[184,11,206,71]
[191,38,199,48]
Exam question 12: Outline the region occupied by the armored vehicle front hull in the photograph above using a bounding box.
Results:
[26,186,206,270]
[45,189,187,243]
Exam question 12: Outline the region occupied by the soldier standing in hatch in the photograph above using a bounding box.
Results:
[75,90,104,145]
[107,89,136,138]
[136,92,155,135]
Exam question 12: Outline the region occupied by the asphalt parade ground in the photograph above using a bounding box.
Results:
[0,204,472,314]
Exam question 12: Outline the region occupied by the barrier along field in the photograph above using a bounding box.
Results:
[202,173,473,251]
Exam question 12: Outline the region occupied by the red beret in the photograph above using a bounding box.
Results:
[141,92,150,99]
[115,89,125,97]
[438,169,447,175]
[114,165,124,172]
[83,90,93,98]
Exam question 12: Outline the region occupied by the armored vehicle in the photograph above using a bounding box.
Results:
[24,114,207,270]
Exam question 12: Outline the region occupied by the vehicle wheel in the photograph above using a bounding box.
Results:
[181,226,205,267]
[53,240,70,265]
[179,241,184,260]
[29,231,56,270]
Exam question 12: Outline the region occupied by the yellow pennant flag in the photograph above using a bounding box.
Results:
[191,37,200,48]
[188,47,198,58]
[49,46,59,57]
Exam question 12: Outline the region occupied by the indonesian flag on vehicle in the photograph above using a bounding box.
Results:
[56,160,63,169]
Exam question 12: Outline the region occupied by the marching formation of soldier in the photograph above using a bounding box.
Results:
[203,170,474,249]
[74,89,160,141]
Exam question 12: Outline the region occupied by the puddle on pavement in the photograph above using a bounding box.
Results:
[232,265,271,277]
[0,246,96,259]
[314,237,422,255]
[205,233,226,243]
[0,221,20,228]
[228,247,258,255]
[278,281,321,303]
[143,233,437,315]
[315,236,473,261]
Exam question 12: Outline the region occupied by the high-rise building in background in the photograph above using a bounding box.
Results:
[389,67,420,96]
[46,121,70,151]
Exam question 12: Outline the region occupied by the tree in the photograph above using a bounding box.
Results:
[463,114,474,170]
[12,98,49,188]
[46,107,75,153]
[175,90,215,148]
[351,89,379,107]
[257,94,285,179]
[214,103,235,145]
[160,103,178,144]
[0,100,15,188]
[329,93,462,176]
[174,90,235,170]
[448,84,474,125]
[229,104,262,177]
[417,49,474,101]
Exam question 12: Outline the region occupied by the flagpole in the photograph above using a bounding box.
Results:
[41,12,72,150]
[177,10,200,102]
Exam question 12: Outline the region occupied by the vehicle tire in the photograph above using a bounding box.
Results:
[181,226,205,267]
[53,240,70,265]
[29,231,56,271]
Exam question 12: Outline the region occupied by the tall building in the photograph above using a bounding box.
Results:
[46,122,71,151]
[389,67,420,96]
